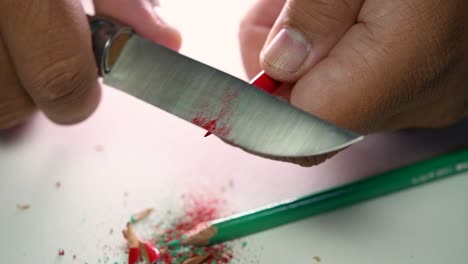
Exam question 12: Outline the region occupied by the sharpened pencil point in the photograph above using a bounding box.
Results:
[204,131,212,137]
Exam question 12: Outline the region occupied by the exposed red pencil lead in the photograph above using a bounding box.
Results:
[250,70,281,93]
[204,71,280,137]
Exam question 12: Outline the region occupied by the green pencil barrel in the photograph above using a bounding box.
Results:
[210,149,468,245]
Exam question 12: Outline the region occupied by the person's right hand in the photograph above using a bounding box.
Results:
[239,0,467,166]
[0,0,181,130]
[240,0,468,134]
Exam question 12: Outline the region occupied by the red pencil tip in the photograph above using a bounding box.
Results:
[204,132,212,137]
[251,71,281,94]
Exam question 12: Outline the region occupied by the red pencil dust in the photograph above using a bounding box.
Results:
[204,71,280,137]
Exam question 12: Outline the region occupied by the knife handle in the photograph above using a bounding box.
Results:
[88,15,134,76]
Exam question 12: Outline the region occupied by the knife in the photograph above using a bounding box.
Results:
[88,16,363,159]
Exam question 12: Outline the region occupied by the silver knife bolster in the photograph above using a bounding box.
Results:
[89,16,133,76]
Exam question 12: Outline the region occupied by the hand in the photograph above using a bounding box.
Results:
[0,0,181,130]
[240,0,468,134]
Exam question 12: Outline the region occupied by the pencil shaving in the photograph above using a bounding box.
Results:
[131,208,155,223]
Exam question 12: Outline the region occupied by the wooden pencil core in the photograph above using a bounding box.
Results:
[182,226,218,246]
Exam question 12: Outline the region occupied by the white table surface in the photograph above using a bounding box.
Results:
[1,1,468,263]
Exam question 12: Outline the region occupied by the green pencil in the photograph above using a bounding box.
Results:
[168,148,468,247]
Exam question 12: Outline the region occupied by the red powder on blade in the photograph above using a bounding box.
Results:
[193,118,217,133]
[193,117,231,138]
[58,249,65,256]
[192,89,238,137]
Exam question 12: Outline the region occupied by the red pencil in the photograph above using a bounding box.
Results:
[204,71,281,137]
[250,70,281,94]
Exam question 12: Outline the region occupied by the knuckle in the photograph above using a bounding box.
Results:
[290,152,337,167]
[238,12,262,43]
[239,14,251,32]
[287,0,354,27]
[431,112,463,128]
[443,100,468,126]
[28,54,96,103]
[238,19,251,43]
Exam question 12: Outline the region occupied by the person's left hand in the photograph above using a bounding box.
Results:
[0,0,181,131]
[93,0,181,51]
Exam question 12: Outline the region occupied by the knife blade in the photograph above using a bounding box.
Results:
[89,16,363,158]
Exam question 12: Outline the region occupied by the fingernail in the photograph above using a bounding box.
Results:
[261,27,310,73]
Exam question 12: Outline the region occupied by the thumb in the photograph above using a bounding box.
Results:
[93,0,182,51]
[260,0,363,82]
